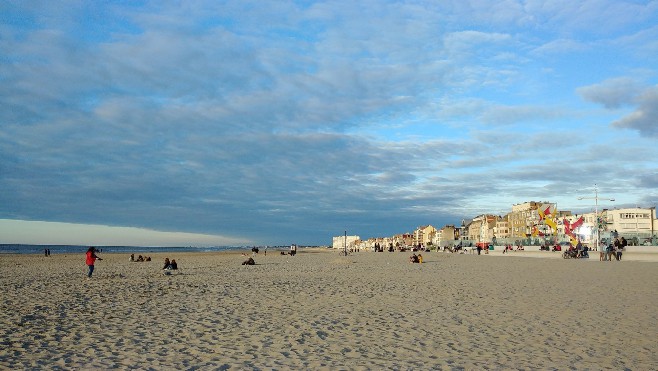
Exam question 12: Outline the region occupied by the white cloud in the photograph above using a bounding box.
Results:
[532,38,587,55]
[443,30,512,55]
[480,105,566,125]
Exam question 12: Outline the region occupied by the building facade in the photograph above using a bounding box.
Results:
[413,225,437,247]
[332,235,360,250]
[436,225,458,247]
[509,201,546,238]
[494,214,510,242]
[330,203,657,250]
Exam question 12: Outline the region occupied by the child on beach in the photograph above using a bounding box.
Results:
[85,247,102,279]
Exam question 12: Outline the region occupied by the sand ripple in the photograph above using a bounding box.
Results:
[1,250,657,369]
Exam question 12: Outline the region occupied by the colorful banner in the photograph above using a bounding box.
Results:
[563,216,584,247]
[538,203,558,235]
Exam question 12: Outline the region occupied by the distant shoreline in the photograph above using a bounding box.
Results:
[0,244,328,255]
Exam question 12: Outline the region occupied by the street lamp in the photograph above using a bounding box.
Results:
[461,219,466,246]
[578,184,615,251]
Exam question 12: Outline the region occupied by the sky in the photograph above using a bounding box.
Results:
[1,1,657,247]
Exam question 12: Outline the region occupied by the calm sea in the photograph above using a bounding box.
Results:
[0,244,259,255]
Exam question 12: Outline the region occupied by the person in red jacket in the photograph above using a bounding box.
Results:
[86,246,102,278]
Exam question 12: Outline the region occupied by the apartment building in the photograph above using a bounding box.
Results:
[391,233,413,248]
[509,201,546,238]
[604,207,654,237]
[436,225,458,247]
[413,225,437,247]
[332,235,360,249]
[494,215,510,240]
[461,215,494,245]
[332,203,656,251]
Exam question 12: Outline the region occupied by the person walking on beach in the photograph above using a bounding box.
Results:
[85,247,102,279]
[618,237,627,261]
[608,238,621,261]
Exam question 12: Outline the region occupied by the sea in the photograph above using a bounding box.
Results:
[0,244,265,255]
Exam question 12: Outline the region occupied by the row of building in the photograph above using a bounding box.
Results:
[332,202,658,250]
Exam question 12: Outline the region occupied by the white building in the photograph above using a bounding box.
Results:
[576,207,657,246]
[604,207,656,241]
[332,235,360,250]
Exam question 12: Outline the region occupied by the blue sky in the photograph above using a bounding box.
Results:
[1,1,657,247]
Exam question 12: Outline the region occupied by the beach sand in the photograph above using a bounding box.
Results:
[1,248,657,369]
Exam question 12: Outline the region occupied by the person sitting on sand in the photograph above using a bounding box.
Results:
[576,241,584,258]
[242,257,255,265]
[129,254,135,262]
[136,255,144,262]
[145,256,151,261]
[170,259,178,270]
[163,258,172,270]
[417,254,423,263]
[409,253,419,263]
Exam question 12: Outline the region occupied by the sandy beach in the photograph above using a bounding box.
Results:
[1,248,657,370]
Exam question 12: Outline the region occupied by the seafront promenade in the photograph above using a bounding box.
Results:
[466,244,658,261]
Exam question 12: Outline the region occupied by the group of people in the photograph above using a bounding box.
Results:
[409,253,423,263]
[279,244,298,256]
[563,241,589,259]
[601,237,627,261]
[85,248,184,279]
[162,258,178,270]
[502,244,524,253]
[442,245,470,253]
[129,254,152,262]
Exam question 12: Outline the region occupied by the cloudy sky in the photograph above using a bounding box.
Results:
[1,1,657,247]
